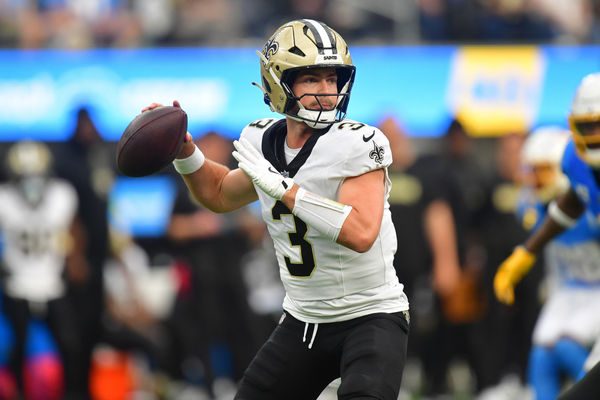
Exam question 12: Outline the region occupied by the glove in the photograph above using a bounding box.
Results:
[233,138,294,200]
[493,246,536,305]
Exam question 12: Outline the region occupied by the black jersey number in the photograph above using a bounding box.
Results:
[337,122,365,131]
[17,230,52,256]
[249,119,275,130]
[272,201,316,277]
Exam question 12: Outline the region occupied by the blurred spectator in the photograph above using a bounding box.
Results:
[475,133,540,392]
[166,131,259,398]
[530,0,594,43]
[379,115,462,396]
[90,227,179,399]
[0,140,86,399]
[381,116,517,396]
[2,0,600,46]
[53,106,115,399]
[413,118,489,395]
[169,0,244,46]
[417,0,597,43]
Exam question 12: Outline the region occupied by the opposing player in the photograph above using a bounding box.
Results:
[144,19,409,399]
[494,72,600,398]
[507,126,600,400]
[0,140,86,399]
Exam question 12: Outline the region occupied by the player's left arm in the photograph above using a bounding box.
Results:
[279,169,384,253]
[233,137,385,253]
[494,187,584,305]
[331,169,385,252]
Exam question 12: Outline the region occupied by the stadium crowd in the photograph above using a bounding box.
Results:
[0,0,599,48]
[0,1,599,400]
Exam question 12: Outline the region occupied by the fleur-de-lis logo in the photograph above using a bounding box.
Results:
[369,141,384,164]
[263,38,279,61]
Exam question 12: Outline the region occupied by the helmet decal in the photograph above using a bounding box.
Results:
[302,19,337,55]
[262,37,279,62]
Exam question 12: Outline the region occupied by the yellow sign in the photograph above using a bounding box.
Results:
[448,46,545,137]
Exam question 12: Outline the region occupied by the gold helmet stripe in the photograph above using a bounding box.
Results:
[302,19,336,55]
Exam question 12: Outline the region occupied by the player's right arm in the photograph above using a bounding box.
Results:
[141,101,258,213]
[522,188,584,252]
[176,132,258,213]
[494,187,584,304]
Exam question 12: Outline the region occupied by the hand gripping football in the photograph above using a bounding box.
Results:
[116,106,187,177]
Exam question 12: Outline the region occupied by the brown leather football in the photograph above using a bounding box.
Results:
[116,106,187,177]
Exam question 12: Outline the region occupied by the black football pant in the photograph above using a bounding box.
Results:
[235,310,409,400]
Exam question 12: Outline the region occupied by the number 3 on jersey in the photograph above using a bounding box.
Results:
[272,201,316,277]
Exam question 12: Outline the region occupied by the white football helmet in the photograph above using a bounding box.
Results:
[6,140,53,207]
[521,126,570,202]
[253,19,356,129]
[569,72,600,167]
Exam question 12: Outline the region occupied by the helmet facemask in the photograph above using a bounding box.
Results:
[253,19,356,129]
[279,65,355,129]
[569,73,600,167]
[571,119,600,167]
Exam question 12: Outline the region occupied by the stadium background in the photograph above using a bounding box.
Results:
[0,1,598,399]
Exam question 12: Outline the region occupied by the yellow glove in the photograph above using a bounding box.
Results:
[493,246,536,305]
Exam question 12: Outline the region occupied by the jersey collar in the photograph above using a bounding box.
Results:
[261,119,331,178]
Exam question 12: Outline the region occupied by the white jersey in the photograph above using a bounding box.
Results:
[0,179,78,302]
[240,118,409,323]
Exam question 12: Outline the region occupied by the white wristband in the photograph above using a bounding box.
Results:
[173,144,205,175]
[548,200,576,228]
[292,187,352,242]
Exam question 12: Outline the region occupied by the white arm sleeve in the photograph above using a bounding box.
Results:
[548,199,576,228]
[292,187,352,242]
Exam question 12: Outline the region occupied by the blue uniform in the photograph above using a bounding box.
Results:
[518,140,600,400]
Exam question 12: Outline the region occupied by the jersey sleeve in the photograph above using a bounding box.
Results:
[339,126,392,178]
[560,139,586,203]
[55,180,79,222]
[561,140,576,180]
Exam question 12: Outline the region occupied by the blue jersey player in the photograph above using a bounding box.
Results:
[494,72,600,399]
[513,126,600,400]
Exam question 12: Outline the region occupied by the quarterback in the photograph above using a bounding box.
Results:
[145,19,409,399]
[494,72,600,398]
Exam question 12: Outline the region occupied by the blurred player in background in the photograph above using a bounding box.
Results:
[494,72,600,398]
[0,140,88,399]
[144,19,409,399]
[507,126,600,400]
[0,292,64,400]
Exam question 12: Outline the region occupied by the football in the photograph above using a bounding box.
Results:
[116,106,187,177]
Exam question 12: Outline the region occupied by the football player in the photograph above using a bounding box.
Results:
[0,140,86,399]
[145,19,409,399]
[494,72,600,399]
[509,126,600,400]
